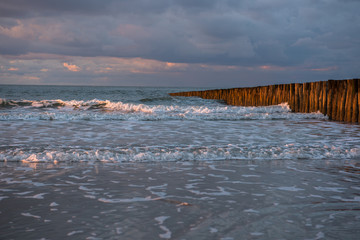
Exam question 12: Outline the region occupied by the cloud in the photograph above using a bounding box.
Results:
[1,1,359,66]
[23,76,40,80]
[0,0,359,86]
[8,67,19,71]
[310,66,338,72]
[1,53,359,87]
[63,62,81,72]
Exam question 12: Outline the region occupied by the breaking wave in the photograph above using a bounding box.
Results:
[0,98,327,121]
[1,144,359,163]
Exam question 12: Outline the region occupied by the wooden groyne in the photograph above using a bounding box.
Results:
[169,79,360,123]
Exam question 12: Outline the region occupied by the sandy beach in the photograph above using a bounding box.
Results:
[1,159,359,239]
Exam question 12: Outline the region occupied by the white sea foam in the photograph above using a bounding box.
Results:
[1,143,359,163]
[98,197,152,203]
[314,187,346,193]
[244,209,260,213]
[50,202,59,207]
[0,196,9,201]
[21,212,41,219]
[12,191,32,195]
[1,89,359,166]
[155,216,172,239]
[277,186,305,192]
[331,196,360,202]
[155,216,169,225]
[24,193,47,199]
[189,186,232,196]
[0,98,327,121]
[67,230,84,236]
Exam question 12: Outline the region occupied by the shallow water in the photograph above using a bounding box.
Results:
[1,85,360,239]
[1,160,359,239]
[1,119,359,163]
[1,85,359,164]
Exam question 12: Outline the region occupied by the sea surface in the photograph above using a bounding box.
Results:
[0,85,359,239]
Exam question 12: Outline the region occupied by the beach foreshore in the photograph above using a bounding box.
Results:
[1,159,359,239]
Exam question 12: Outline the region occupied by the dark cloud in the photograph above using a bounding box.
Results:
[0,0,111,17]
[0,34,30,55]
[0,0,172,18]
[0,0,359,86]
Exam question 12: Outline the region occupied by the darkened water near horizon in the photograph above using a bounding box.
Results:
[0,85,359,239]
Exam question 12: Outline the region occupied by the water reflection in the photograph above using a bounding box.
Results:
[0,160,359,239]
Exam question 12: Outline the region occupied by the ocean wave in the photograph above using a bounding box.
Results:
[139,96,174,103]
[0,98,113,110]
[0,98,327,121]
[1,145,358,163]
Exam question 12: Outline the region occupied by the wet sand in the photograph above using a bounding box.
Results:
[0,159,359,239]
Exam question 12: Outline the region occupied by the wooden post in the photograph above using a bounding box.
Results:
[169,79,359,123]
[309,82,314,112]
[289,84,295,111]
[344,80,354,122]
[322,81,328,115]
[339,81,347,121]
[304,82,310,113]
[299,84,303,112]
[358,79,360,123]
[331,81,339,120]
[351,79,358,123]
[315,82,320,113]
[327,81,333,119]
[318,81,324,113]
[294,83,300,112]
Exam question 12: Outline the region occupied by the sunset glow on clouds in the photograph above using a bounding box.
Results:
[310,66,339,72]
[8,67,19,71]
[0,0,359,87]
[63,63,81,72]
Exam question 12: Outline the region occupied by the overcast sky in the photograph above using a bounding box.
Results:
[0,0,359,87]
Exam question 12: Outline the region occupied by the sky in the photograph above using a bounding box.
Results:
[0,0,359,88]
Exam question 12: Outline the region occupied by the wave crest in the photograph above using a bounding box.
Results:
[0,98,327,121]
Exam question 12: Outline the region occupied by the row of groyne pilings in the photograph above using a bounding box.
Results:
[169,79,360,123]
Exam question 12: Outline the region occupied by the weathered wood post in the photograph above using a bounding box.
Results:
[169,79,359,123]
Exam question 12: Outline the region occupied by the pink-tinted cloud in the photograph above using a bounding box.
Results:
[63,62,81,72]
[3,53,68,60]
[23,76,40,80]
[0,19,74,44]
[90,57,189,74]
[8,67,19,71]
[260,65,271,70]
[310,66,338,72]
[259,65,287,71]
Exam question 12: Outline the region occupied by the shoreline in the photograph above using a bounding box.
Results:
[1,159,359,239]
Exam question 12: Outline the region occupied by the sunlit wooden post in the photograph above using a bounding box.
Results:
[169,79,360,123]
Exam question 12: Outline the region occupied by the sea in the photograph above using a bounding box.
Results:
[0,85,359,239]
